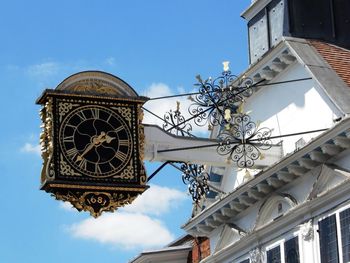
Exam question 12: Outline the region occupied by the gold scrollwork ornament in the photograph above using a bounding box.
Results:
[112,107,132,126]
[58,102,79,122]
[60,155,81,176]
[114,160,134,180]
[54,191,139,218]
[40,98,55,183]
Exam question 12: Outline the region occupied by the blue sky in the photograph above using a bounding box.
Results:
[0,1,250,262]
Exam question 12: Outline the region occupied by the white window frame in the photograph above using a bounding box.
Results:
[314,202,350,263]
[264,231,301,263]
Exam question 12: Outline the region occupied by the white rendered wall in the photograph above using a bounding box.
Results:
[224,62,340,192]
[244,62,337,156]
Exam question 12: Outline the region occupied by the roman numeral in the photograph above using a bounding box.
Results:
[95,164,102,174]
[106,114,113,123]
[66,123,76,129]
[66,147,79,159]
[118,139,129,146]
[78,158,87,170]
[63,135,74,143]
[115,151,127,162]
[76,111,87,121]
[91,108,100,119]
[109,162,116,170]
[115,126,125,133]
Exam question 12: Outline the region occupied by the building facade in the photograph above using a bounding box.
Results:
[132,0,350,262]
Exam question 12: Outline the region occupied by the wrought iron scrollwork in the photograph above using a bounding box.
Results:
[181,163,210,203]
[163,101,193,136]
[188,68,254,127]
[217,114,272,168]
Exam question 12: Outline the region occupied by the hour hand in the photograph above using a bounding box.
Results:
[105,134,116,143]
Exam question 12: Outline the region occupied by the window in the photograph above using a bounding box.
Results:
[284,237,300,263]
[266,237,300,263]
[267,246,281,263]
[319,215,339,263]
[318,207,350,263]
[340,209,350,262]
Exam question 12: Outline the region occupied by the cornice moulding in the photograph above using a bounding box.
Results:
[182,117,350,233]
[200,178,350,262]
[241,0,273,21]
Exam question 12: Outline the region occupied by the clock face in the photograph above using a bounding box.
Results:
[59,105,133,178]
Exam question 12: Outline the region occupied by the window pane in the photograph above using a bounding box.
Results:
[319,215,339,263]
[285,236,300,263]
[340,208,350,262]
[267,246,281,263]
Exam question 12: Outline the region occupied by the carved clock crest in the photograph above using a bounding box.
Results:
[37,71,148,217]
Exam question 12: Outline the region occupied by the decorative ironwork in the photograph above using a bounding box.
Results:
[163,101,193,136]
[187,62,254,128]
[181,163,210,203]
[217,114,272,168]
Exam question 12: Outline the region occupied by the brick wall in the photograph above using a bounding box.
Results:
[189,237,211,263]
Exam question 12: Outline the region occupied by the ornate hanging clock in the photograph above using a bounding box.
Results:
[37,71,148,217]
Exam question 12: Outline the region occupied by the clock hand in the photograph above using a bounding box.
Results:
[76,132,107,162]
[105,134,116,143]
[76,143,95,162]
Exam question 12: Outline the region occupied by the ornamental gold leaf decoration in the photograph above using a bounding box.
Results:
[139,125,145,161]
[137,104,144,123]
[138,105,145,162]
[112,107,132,126]
[113,160,134,180]
[67,79,119,96]
[137,105,147,184]
[40,98,55,182]
[54,191,139,218]
[139,168,147,185]
[58,102,79,122]
[111,192,137,209]
[54,191,84,210]
[60,155,81,176]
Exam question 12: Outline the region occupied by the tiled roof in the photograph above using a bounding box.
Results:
[310,40,350,87]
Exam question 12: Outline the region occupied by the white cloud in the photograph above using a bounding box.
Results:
[67,212,174,250]
[142,83,208,136]
[59,202,76,212]
[104,57,116,66]
[143,83,173,98]
[26,61,60,78]
[64,184,187,250]
[20,143,41,155]
[121,184,187,216]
